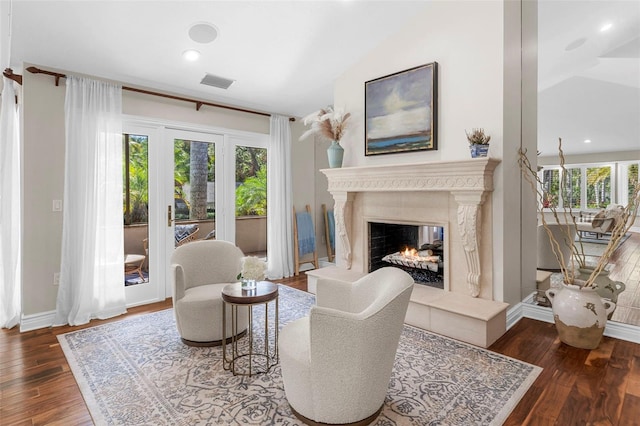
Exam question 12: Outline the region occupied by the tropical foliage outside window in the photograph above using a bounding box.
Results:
[586,166,611,209]
[562,167,581,209]
[123,138,268,224]
[123,134,149,225]
[541,169,559,208]
[235,146,267,216]
[628,164,639,202]
[174,140,215,221]
[538,163,639,211]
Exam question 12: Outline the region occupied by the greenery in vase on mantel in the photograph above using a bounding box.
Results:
[466,128,491,158]
[300,106,351,168]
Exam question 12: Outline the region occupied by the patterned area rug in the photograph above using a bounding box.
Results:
[58,286,541,425]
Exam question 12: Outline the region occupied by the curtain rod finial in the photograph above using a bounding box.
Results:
[3,68,23,85]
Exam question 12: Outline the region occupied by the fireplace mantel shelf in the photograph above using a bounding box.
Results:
[322,158,501,193]
[321,157,501,298]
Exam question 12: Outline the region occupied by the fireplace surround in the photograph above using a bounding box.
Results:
[306,158,509,348]
[323,158,500,298]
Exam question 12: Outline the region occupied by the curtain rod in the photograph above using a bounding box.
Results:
[25,66,295,122]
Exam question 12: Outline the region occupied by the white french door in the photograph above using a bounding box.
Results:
[123,121,268,304]
[162,129,224,297]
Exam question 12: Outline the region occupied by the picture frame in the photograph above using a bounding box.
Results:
[365,62,438,156]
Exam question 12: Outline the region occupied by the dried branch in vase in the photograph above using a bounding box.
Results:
[519,138,640,289]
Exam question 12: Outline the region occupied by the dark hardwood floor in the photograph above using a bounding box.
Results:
[2,259,639,425]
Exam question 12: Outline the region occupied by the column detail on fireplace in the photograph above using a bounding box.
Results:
[454,192,488,297]
[333,192,354,268]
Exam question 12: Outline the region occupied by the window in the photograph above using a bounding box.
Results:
[586,166,611,209]
[628,163,639,202]
[562,167,582,209]
[538,162,639,211]
[541,169,559,208]
[235,146,267,217]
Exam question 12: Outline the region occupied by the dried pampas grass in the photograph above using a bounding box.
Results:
[300,106,351,142]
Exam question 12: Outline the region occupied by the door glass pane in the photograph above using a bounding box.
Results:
[174,139,216,246]
[235,146,267,257]
[586,166,611,209]
[123,134,149,286]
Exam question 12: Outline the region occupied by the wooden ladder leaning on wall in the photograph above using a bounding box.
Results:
[293,204,319,276]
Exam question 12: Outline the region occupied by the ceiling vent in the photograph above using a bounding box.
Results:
[200,73,235,90]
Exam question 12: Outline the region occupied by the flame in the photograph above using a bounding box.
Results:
[401,247,418,258]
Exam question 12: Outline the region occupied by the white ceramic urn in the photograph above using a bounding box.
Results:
[546,281,616,349]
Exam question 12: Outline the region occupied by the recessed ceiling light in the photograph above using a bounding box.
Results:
[182,49,201,61]
[584,139,592,144]
[189,23,218,44]
[600,22,613,32]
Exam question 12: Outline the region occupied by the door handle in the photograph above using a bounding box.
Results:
[167,205,173,227]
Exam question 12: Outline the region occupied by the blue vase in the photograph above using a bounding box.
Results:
[327,140,344,168]
[470,144,489,158]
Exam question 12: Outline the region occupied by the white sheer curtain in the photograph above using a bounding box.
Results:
[0,78,22,329]
[266,115,294,279]
[54,76,126,326]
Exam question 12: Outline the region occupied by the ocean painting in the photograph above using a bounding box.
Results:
[365,63,438,155]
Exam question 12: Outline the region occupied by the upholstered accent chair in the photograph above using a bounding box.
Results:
[576,205,623,239]
[279,267,414,425]
[537,223,577,271]
[170,240,248,346]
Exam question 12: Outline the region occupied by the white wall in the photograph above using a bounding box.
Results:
[335,2,504,167]
[330,0,534,305]
[21,67,313,318]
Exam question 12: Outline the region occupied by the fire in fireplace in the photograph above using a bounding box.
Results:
[368,222,444,289]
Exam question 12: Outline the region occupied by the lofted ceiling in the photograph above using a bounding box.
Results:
[6,1,639,156]
[538,0,640,156]
[8,0,428,118]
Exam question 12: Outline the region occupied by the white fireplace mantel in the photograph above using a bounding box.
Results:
[321,158,501,297]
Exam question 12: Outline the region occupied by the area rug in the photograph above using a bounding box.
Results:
[58,286,541,425]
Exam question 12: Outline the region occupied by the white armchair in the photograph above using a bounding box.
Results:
[537,223,577,271]
[279,267,414,425]
[170,240,248,346]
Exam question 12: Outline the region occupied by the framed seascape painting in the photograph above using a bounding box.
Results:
[365,62,438,156]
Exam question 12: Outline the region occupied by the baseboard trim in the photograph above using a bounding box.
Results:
[603,320,640,344]
[20,310,56,332]
[518,298,640,345]
[506,302,523,330]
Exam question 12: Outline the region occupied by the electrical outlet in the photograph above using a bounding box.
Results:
[53,272,60,286]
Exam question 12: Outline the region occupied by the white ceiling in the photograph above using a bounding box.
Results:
[6,1,639,155]
[8,0,429,118]
[538,0,640,156]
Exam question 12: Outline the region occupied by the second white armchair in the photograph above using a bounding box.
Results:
[279,267,414,425]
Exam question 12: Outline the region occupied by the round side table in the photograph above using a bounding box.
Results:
[221,281,279,376]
